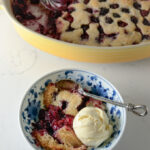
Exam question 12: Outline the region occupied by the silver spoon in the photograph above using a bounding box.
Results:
[56,80,148,117]
[41,0,69,10]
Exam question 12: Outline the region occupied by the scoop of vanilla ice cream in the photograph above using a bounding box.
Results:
[73,107,112,147]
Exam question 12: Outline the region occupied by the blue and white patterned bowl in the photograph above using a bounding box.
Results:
[20,69,126,150]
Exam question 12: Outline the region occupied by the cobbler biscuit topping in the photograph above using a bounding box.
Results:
[12,0,150,46]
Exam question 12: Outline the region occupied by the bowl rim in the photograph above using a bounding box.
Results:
[2,0,150,50]
[19,68,127,150]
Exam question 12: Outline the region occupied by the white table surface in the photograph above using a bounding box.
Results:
[0,10,150,150]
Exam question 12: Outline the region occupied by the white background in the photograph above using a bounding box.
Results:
[0,11,150,150]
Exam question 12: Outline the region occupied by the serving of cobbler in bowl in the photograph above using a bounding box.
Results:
[20,69,126,150]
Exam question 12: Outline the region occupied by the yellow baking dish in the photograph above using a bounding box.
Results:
[1,0,150,63]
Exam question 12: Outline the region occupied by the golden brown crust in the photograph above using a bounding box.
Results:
[43,84,58,108]
[33,129,86,150]
[43,83,82,116]
[32,130,66,150]
[55,126,83,147]
[53,90,82,116]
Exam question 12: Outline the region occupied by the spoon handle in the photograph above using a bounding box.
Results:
[82,91,148,117]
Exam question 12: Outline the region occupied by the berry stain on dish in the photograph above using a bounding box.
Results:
[12,0,150,46]
[31,80,112,149]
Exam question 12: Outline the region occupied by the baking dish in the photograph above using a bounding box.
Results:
[1,0,150,63]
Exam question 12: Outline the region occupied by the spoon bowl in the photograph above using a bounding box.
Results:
[41,0,72,10]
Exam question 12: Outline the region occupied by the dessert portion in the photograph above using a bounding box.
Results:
[12,0,150,46]
[32,105,86,149]
[31,81,112,149]
[73,107,112,147]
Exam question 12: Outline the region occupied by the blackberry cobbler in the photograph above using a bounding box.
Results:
[31,81,106,150]
[12,0,150,46]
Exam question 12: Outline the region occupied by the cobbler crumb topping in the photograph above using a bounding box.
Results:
[12,0,150,46]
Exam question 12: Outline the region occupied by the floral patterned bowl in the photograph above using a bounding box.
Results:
[20,69,126,150]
